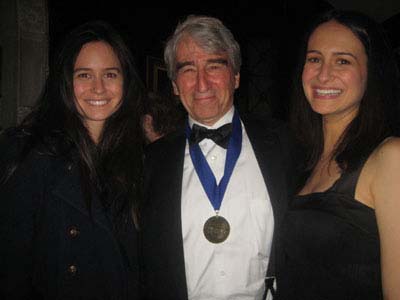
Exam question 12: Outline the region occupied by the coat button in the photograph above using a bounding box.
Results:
[68,264,77,275]
[67,164,73,171]
[68,226,80,238]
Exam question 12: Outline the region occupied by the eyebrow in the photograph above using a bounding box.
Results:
[73,67,121,73]
[176,58,229,71]
[207,58,228,65]
[306,50,357,60]
[176,61,193,71]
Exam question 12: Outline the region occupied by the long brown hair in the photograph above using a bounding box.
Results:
[1,20,145,228]
[290,9,400,173]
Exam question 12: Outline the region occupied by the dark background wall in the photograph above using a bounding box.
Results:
[48,1,337,119]
[48,0,400,120]
[1,0,398,129]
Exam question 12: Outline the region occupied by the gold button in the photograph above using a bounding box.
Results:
[68,265,77,275]
[68,226,80,238]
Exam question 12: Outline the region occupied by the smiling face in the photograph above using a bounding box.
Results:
[172,36,240,126]
[302,20,368,123]
[73,41,123,142]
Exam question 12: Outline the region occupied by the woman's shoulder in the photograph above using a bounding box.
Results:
[371,137,400,163]
[0,128,30,159]
[365,137,400,184]
[0,127,72,171]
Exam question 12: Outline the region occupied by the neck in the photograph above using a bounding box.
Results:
[322,112,355,158]
[85,122,103,144]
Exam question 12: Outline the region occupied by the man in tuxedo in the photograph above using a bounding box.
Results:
[141,15,296,300]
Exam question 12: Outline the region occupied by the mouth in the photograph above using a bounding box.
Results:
[194,92,216,101]
[86,99,109,106]
[313,88,342,98]
[195,95,215,100]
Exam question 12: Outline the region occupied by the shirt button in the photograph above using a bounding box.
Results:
[210,155,217,161]
[68,264,77,275]
[67,226,80,238]
[220,271,226,276]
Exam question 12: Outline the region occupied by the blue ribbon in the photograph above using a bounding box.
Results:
[185,110,242,212]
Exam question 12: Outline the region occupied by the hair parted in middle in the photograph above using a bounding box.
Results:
[290,9,400,173]
[16,20,145,227]
[164,15,241,81]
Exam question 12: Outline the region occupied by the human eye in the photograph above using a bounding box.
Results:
[105,72,119,79]
[178,65,196,74]
[207,63,224,72]
[306,56,320,63]
[207,59,228,72]
[75,72,91,79]
[337,58,351,65]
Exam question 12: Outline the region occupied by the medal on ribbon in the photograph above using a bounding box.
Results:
[186,109,242,243]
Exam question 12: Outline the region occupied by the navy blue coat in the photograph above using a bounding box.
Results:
[0,134,139,300]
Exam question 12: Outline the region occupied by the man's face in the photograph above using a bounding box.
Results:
[172,36,240,126]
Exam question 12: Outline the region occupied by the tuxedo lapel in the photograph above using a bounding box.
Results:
[144,130,188,299]
[243,119,287,224]
[243,117,292,281]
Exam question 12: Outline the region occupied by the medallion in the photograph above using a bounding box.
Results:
[203,215,230,243]
[187,110,241,245]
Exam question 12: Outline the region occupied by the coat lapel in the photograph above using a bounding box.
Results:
[243,118,293,280]
[146,131,189,299]
[243,119,287,224]
[50,162,113,233]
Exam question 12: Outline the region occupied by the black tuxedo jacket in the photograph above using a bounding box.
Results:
[140,116,297,300]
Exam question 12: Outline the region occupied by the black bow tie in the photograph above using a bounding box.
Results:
[189,123,232,149]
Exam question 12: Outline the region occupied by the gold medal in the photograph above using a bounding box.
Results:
[203,215,230,243]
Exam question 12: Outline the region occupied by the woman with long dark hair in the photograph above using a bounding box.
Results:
[277,10,400,299]
[0,20,144,299]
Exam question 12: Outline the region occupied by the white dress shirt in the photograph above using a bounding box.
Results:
[181,107,274,300]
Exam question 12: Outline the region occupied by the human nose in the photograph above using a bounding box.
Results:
[92,77,105,94]
[317,62,332,83]
[196,69,210,92]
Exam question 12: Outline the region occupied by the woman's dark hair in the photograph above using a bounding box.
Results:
[290,9,400,172]
[2,20,145,228]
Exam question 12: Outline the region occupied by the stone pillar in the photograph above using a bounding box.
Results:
[0,0,48,130]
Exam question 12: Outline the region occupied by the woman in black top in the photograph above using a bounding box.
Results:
[277,9,400,300]
[0,21,144,299]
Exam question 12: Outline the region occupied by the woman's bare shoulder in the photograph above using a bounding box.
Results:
[372,137,400,165]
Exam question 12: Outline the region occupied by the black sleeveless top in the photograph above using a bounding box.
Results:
[277,160,382,300]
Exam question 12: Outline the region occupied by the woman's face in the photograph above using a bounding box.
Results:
[302,20,368,123]
[73,41,123,141]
